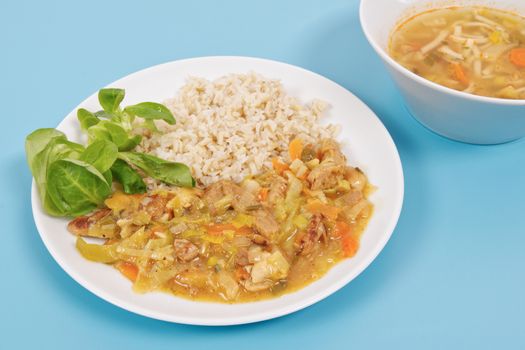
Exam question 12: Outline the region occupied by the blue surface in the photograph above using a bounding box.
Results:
[1,0,524,348]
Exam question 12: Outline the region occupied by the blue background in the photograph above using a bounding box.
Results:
[2,0,524,348]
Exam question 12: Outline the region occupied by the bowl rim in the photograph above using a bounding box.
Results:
[359,0,525,106]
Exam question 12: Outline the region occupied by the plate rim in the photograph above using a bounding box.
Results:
[31,55,404,326]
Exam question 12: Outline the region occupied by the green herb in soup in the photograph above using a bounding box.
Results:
[389,7,525,99]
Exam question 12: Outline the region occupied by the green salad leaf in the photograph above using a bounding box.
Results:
[80,139,118,173]
[98,88,125,113]
[25,128,66,171]
[111,159,147,194]
[113,111,135,131]
[77,109,100,131]
[46,159,111,216]
[25,88,193,217]
[26,130,86,216]
[124,102,176,125]
[143,119,159,133]
[102,170,113,186]
[87,120,142,151]
[119,152,195,188]
[93,110,113,120]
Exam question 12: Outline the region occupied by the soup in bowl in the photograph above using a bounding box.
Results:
[390,7,525,100]
[360,0,525,144]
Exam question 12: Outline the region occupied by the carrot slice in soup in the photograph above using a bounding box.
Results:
[451,63,469,85]
[509,48,525,68]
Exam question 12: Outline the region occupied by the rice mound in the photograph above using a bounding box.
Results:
[137,72,340,186]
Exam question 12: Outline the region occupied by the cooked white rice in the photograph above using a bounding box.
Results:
[137,72,340,186]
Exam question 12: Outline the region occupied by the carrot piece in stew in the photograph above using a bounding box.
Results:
[289,138,303,161]
[306,200,342,221]
[335,221,359,257]
[116,261,139,282]
[272,157,289,174]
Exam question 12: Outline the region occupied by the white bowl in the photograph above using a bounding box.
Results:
[360,0,525,144]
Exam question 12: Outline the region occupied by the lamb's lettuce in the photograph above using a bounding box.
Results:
[46,159,111,217]
[98,88,125,114]
[79,139,118,174]
[25,87,194,217]
[77,109,100,131]
[87,120,142,151]
[119,152,195,188]
[25,128,67,171]
[110,159,147,194]
[26,130,85,216]
[124,102,176,125]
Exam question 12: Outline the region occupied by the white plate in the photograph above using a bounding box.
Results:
[31,56,404,326]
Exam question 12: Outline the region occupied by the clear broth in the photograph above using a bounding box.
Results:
[390,7,525,99]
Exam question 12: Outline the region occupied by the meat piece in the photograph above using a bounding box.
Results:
[307,140,347,190]
[202,180,240,214]
[232,188,260,212]
[339,190,363,207]
[300,144,317,162]
[67,208,118,239]
[253,209,280,237]
[297,214,326,256]
[267,175,287,205]
[243,279,274,292]
[235,249,249,266]
[141,194,173,221]
[307,162,345,190]
[235,266,251,281]
[204,180,239,202]
[173,239,199,262]
[203,180,260,214]
[251,233,269,245]
[319,139,346,165]
[68,208,111,235]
